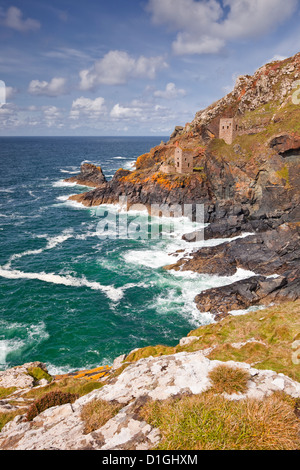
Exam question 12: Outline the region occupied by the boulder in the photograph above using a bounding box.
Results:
[65,163,107,187]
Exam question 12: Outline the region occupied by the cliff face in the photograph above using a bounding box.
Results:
[66,52,300,318]
[68,53,300,227]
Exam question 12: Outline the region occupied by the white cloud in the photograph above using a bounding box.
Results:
[154,82,186,99]
[110,103,142,119]
[70,97,107,120]
[268,54,288,63]
[28,78,68,97]
[0,6,40,32]
[5,86,18,100]
[110,99,175,126]
[79,50,168,90]
[43,106,63,128]
[147,0,298,55]
[173,34,225,55]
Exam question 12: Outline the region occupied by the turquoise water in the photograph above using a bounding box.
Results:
[0,137,252,375]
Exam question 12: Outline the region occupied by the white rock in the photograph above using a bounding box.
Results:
[179,336,198,346]
[1,351,300,450]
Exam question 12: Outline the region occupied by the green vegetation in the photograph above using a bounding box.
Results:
[23,376,103,401]
[140,391,300,450]
[0,377,105,431]
[0,387,17,399]
[0,410,23,432]
[27,366,52,384]
[126,345,175,363]
[276,165,290,186]
[123,301,300,382]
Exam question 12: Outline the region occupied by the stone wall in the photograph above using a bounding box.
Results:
[174,147,194,173]
[219,118,236,144]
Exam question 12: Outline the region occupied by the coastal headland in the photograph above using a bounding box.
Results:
[1,52,300,451]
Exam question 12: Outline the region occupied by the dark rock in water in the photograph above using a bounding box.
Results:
[65,53,300,320]
[195,275,288,320]
[168,222,300,319]
[65,163,107,187]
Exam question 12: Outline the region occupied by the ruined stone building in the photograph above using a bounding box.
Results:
[219,118,238,144]
[174,145,194,174]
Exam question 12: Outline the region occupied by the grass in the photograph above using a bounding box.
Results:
[0,387,17,399]
[125,345,175,363]
[121,301,300,382]
[23,376,104,401]
[80,399,122,434]
[0,410,24,432]
[0,376,105,432]
[140,391,300,450]
[208,365,250,395]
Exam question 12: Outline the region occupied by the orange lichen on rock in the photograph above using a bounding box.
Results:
[151,172,183,190]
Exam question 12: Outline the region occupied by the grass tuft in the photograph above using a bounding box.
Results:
[80,399,122,434]
[208,364,250,395]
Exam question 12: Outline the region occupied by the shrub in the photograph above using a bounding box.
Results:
[208,364,250,394]
[26,391,79,421]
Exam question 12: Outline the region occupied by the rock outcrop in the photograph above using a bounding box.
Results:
[166,222,300,319]
[65,52,300,319]
[1,351,299,450]
[65,163,107,187]
[0,362,49,390]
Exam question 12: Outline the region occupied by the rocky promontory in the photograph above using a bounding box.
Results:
[65,163,107,188]
[65,52,300,319]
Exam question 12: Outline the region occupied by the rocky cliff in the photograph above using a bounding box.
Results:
[1,53,300,452]
[66,52,300,319]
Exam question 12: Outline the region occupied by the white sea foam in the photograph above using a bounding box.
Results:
[62,198,89,210]
[0,320,49,368]
[171,267,256,284]
[0,187,14,193]
[123,248,179,269]
[4,229,74,269]
[0,267,123,302]
[228,305,266,317]
[60,169,79,174]
[123,160,136,170]
[52,179,78,188]
[0,339,24,367]
[56,194,73,202]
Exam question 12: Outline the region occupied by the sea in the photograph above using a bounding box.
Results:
[0,136,255,375]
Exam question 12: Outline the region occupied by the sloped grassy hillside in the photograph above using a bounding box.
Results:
[125,300,300,383]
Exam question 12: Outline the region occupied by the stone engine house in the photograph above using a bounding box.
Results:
[219,118,238,145]
[174,145,194,174]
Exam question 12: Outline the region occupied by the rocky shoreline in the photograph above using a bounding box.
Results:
[1,53,299,450]
[64,53,300,321]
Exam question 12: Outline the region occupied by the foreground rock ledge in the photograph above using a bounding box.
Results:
[1,351,299,450]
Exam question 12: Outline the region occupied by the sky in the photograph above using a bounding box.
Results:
[0,0,300,136]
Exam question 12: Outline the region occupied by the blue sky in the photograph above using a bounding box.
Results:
[0,0,300,136]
